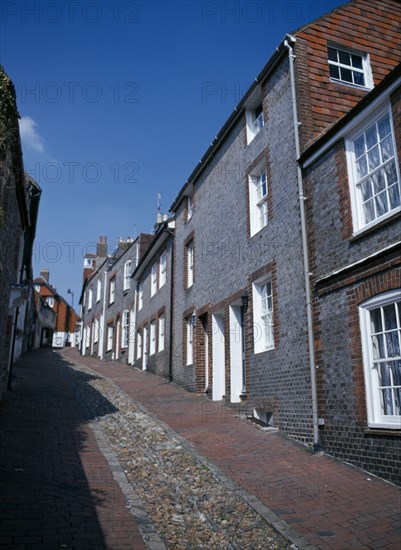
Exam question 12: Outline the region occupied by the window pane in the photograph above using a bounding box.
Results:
[363,199,375,223]
[328,47,337,61]
[371,333,384,359]
[384,160,397,185]
[375,191,388,217]
[356,156,368,178]
[371,308,383,333]
[360,179,373,201]
[380,388,394,415]
[386,332,400,358]
[395,389,401,416]
[389,183,400,210]
[384,304,398,331]
[339,50,351,65]
[351,54,363,69]
[378,114,391,140]
[366,125,378,149]
[329,65,340,79]
[380,135,394,162]
[340,67,353,83]
[368,146,380,171]
[353,71,365,86]
[354,135,365,158]
[372,171,385,195]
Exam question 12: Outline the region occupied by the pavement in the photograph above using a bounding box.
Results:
[1,347,400,550]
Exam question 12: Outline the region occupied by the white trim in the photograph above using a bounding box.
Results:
[302,76,401,169]
[359,290,401,429]
[345,104,401,233]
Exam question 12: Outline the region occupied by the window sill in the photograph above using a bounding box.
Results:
[254,346,275,355]
[364,428,401,437]
[350,208,401,242]
[329,78,372,92]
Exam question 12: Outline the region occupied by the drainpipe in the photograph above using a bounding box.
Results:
[99,269,108,360]
[164,228,175,382]
[284,35,320,452]
[128,283,138,365]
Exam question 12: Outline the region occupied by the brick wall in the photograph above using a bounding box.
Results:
[172,56,315,443]
[304,82,401,485]
[294,0,401,151]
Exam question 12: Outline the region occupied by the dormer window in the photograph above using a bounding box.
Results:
[328,46,373,89]
[252,104,264,133]
[246,101,264,144]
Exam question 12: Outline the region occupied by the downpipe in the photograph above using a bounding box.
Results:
[284,35,320,452]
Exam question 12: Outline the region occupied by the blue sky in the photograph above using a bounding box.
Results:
[0,0,345,307]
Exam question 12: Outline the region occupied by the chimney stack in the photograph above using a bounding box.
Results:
[96,236,108,257]
[40,268,49,282]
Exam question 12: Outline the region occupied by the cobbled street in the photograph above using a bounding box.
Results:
[1,348,400,549]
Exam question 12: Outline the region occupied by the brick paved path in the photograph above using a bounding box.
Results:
[0,349,145,549]
[65,348,401,550]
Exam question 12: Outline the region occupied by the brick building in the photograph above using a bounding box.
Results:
[301,63,401,485]
[76,0,401,484]
[80,234,153,361]
[34,269,80,348]
[131,217,175,379]
[0,66,41,400]
[169,0,401,459]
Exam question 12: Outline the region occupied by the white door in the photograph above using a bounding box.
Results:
[142,325,148,371]
[229,305,243,403]
[115,319,121,360]
[212,313,225,401]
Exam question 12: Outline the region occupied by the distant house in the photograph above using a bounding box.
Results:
[33,269,80,348]
[0,65,41,399]
[32,289,56,348]
[131,217,175,379]
[80,234,153,361]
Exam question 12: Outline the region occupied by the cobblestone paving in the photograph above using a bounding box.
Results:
[65,359,292,549]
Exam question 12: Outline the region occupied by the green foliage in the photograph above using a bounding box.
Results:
[0,65,19,133]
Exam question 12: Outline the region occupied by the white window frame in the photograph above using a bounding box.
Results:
[109,278,116,304]
[46,297,54,308]
[187,241,194,288]
[138,282,143,310]
[346,105,401,234]
[88,289,93,311]
[359,289,401,429]
[327,45,373,89]
[123,260,132,292]
[96,279,101,303]
[122,310,130,349]
[150,320,156,355]
[246,104,264,144]
[34,285,40,292]
[159,251,167,288]
[107,324,114,351]
[249,167,268,236]
[151,263,158,296]
[136,331,142,359]
[158,314,165,352]
[252,277,274,354]
[186,317,194,365]
[187,195,193,220]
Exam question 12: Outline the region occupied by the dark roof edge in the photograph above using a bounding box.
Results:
[169,35,294,213]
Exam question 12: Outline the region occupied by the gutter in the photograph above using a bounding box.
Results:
[284,36,320,452]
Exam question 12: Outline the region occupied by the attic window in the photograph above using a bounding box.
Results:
[327,46,372,89]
